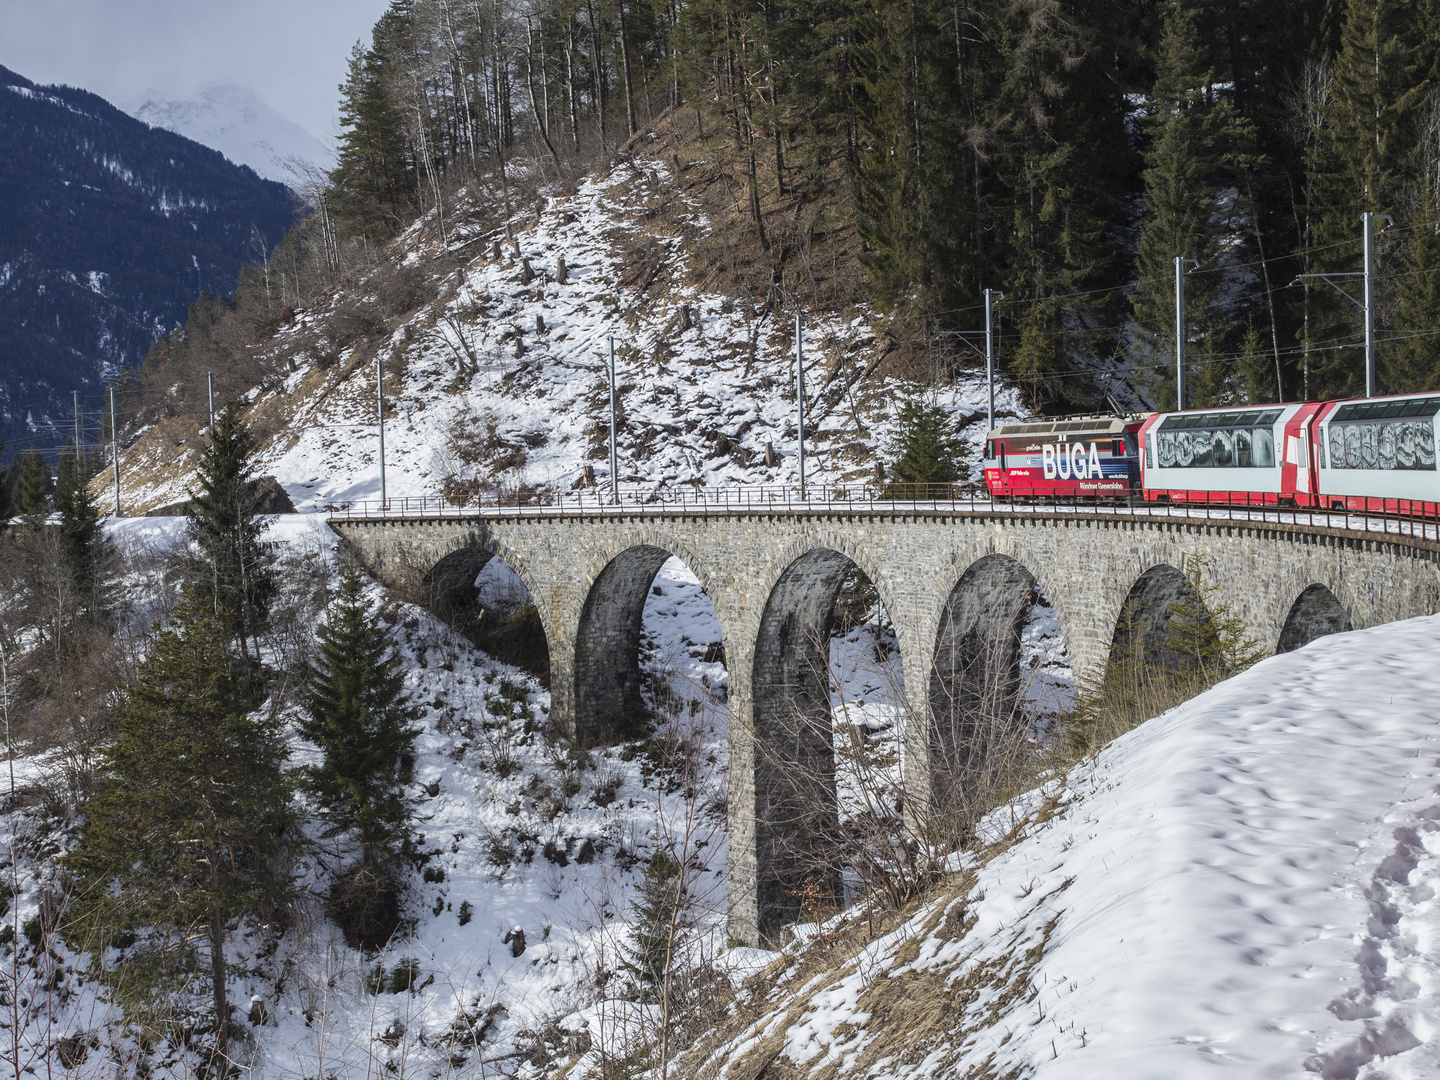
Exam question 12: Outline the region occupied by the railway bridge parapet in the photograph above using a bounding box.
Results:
[330,499,1440,945]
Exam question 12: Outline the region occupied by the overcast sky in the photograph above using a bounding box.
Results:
[0,0,392,141]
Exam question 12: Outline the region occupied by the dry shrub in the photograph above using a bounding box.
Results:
[327,863,403,952]
[373,258,433,317]
[438,407,530,497]
[472,604,550,686]
[329,295,390,348]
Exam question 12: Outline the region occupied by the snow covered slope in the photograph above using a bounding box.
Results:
[1,517,739,1076]
[113,157,1021,514]
[109,148,1025,515]
[131,84,333,188]
[687,614,1440,1080]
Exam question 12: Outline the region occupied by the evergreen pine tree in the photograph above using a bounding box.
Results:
[883,397,968,495]
[1391,219,1440,392]
[855,0,979,325]
[621,847,684,997]
[63,597,294,1068]
[991,0,1130,414]
[298,562,420,866]
[1133,1,1254,408]
[13,448,49,525]
[1305,0,1435,398]
[55,448,110,623]
[1236,319,1277,405]
[329,7,421,237]
[1160,553,1264,680]
[186,405,275,660]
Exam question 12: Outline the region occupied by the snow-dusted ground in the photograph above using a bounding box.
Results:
[1,518,725,1076]
[115,159,1023,515]
[706,614,1440,1080]
[11,515,1439,1077]
[5,512,956,1077]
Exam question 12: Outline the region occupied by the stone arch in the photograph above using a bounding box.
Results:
[928,553,1043,817]
[1278,583,1352,653]
[751,546,891,941]
[926,534,1080,679]
[424,546,497,627]
[421,540,553,682]
[572,542,729,749]
[1108,562,1205,675]
[574,545,672,747]
[742,530,909,654]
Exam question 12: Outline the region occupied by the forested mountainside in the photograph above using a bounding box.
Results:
[131,0,1440,448]
[315,0,1440,413]
[0,66,295,455]
[110,121,1023,514]
[109,0,1440,506]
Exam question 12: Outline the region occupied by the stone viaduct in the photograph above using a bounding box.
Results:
[330,506,1440,945]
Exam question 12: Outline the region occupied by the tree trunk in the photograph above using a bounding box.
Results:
[587,0,608,152]
[618,0,637,139]
[525,24,563,167]
[1243,169,1285,401]
[209,905,229,1071]
[565,27,580,150]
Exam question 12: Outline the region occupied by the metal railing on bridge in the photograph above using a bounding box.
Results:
[325,483,1440,543]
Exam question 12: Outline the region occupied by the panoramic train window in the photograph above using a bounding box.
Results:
[1153,409,1282,469]
[1326,398,1440,471]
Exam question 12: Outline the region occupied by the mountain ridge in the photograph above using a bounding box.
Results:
[0,64,296,455]
[129,84,335,189]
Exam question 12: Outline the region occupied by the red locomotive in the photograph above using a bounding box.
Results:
[983,415,1146,498]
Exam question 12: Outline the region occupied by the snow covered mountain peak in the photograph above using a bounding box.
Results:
[130,83,334,189]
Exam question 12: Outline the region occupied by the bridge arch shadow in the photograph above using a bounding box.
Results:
[574,545,728,749]
[422,546,552,683]
[1278,584,1352,653]
[929,554,1069,827]
[751,547,907,942]
[1107,563,1211,677]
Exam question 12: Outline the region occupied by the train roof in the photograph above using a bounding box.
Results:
[988,414,1148,437]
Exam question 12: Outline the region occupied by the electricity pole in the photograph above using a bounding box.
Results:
[795,312,807,495]
[376,358,386,507]
[207,371,215,431]
[109,386,120,517]
[73,391,81,457]
[1363,211,1381,398]
[984,289,1004,432]
[1296,213,1391,400]
[1174,256,1198,410]
[607,335,619,504]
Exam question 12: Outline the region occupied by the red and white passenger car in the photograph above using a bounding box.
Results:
[1137,392,1440,514]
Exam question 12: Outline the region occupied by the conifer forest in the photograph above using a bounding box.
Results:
[299,0,1440,415]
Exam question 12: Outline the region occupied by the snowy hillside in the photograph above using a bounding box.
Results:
[1,509,929,1076]
[1,516,728,1074]
[131,85,334,189]
[111,154,1025,514]
[7,511,1433,1076]
[683,614,1440,1080]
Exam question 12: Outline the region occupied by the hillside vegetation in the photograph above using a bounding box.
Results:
[117,0,1440,455]
[107,110,1027,514]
